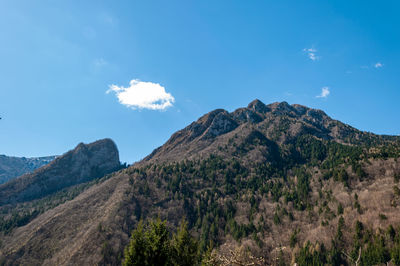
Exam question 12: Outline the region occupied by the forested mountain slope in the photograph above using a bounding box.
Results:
[0,138,122,243]
[1,100,400,265]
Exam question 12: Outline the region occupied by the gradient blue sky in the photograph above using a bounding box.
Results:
[1,0,399,163]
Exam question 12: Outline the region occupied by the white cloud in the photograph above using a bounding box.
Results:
[303,48,319,61]
[361,62,384,69]
[107,79,175,110]
[316,87,330,98]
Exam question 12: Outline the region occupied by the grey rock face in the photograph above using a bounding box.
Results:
[203,111,239,138]
[232,108,263,124]
[247,99,270,113]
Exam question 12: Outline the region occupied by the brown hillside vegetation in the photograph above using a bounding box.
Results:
[1,100,400,265]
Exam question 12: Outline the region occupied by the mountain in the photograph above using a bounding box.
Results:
[0,138,121,206]
[0,155,57,184]
[1,100,400,265]
[144,100,397,164]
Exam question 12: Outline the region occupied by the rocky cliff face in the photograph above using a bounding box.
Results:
[0,138,120,205]
[0,155,56,184]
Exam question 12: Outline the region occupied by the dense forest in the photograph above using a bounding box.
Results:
[119,131,400,265]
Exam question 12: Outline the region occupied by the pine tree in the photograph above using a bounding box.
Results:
[171,220,198,266]
[123,218,198,266]
[123,221,148,266]
[123,219,171,266]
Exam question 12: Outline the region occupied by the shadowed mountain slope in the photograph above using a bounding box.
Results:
[0,155,56,184]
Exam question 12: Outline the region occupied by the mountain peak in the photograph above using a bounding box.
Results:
[247,99,269,113]
[144,100,387,163]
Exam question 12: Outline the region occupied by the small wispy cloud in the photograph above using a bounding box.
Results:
[303,48,319,61]
[93,58,107,68]
[316,87,330,98]
[361,62,384,69]
[107,79,175,111]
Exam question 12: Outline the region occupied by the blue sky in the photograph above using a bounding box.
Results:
[0,0,399,163]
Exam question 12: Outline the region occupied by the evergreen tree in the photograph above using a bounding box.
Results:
[123,221,149,266]
[171,220,198,266]
[123,218,198,266]
[123,219,171,266]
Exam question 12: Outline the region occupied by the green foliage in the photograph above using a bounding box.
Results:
[123,221,149,266]
[360,236,390,265]
[355,220,364,240]
[101,241,115,265]
[391,242,400,265]
[352,163,367,180]
[394,186,400,196]
[379,213,388,220]
[171,220,199,266]
[336,216,345,242]
[301,221,400,266]
[387,225,396,240]
[273,211,281,225]
[123,219,198,266]
[290,229,299,248]
[337,203,344,215]
[295,241,328,265]
[321,140,363,169]
[295,135,327,165]
[0,176,106,233]
[329,240,344,265]
[395,173,400,183]
[354,200,362,214]
[0,210,39,234]
[283,168,311,210]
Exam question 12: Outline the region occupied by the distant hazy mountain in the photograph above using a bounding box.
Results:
[0,155,57,184]
[1,100,400,265]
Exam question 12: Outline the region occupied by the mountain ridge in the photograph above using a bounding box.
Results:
[0,138,121,205]
[144,99,397,164]
[1,100,400,265]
